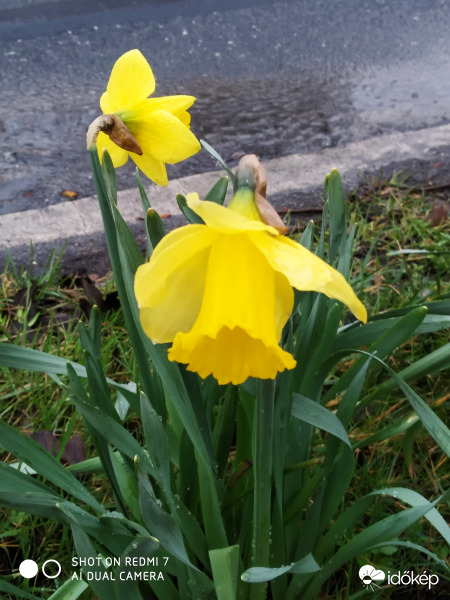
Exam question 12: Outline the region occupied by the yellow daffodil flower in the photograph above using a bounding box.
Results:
[134,192,367,386]
[96,49,200,185]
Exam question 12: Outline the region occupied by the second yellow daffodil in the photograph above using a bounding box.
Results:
[135,189,367,386]
[96,49,200,186]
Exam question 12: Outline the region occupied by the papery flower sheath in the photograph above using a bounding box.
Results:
[94,49,200,186]
[134,188,367,386]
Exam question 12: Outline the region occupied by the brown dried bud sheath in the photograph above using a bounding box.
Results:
[86,114,143,155]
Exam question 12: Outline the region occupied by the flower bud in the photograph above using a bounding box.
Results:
[235,155,288,234]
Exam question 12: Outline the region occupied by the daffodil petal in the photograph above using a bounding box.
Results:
[252,233,367,322]
[144,95,196,113]
[135,110,200,164]
[101,49,155,113]
[175,110,191,127]
[137,243,211,343]
[274,270,295,338]
[187,196,279,235]
[134,223,216,312]
[99,91,116,115]
[96,131,129,167]
[114,97,195,124]
[131,152,168,186]
[169,327,296,385]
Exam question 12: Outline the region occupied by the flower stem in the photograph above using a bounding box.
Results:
[251,379,274,600]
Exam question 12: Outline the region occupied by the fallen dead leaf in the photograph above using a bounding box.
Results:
[31,431,59,456]
[30,431,86,464]
[61,436,86,465]
[429,203,448,226]
[62,190,78,199]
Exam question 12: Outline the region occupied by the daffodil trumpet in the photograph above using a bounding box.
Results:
[135,157,367,385]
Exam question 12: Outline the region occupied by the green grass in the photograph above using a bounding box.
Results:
[0,251,137,597]
[1,172,449,599]
[350,172,450,310]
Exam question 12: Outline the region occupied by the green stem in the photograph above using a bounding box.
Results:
[251,379,275,600]
[88,148,156,413]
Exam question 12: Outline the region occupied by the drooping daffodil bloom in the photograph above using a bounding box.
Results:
[134,172,367,385]
[93,49,200,186]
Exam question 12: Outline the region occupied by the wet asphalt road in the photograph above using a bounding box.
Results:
[1,0,450,216]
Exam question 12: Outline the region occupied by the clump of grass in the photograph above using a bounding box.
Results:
[350,171,450,311]
[350,171,449,491]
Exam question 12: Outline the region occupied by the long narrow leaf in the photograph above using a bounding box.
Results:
[71,524,119,600]
[209,545,240,600]
[200,139,237,189]
[0,580,40,600]
[58,502,136,556]
[0,343,139,410]
[176,193,204,224]
[66,364,128,514]
[67,370,156,477]
[88,147,158,414]
[321,306,428,404]
[0,342,86,376]
[0,421,104,513]
[140,392,171,499]
[360,351,450,457]
[365,342,450,402]
[291,394,351,448]
[372,487,450,545]
[241,553,319,583]
[205,175,228,204]
[369,540,450,573]
[46,578,89,600]
[146,208,167,252]
[325,168,346,265]
[136,465,196,570]
[198,456,228,550]
[334,314,450,352]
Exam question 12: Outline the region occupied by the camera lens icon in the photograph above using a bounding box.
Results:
[19,559,61,579]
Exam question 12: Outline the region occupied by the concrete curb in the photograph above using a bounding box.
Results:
[3,122,450,273]
[2,169,227,248]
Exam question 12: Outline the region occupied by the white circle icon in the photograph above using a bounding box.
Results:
[42,559,62,579]
[19,559,38,579]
